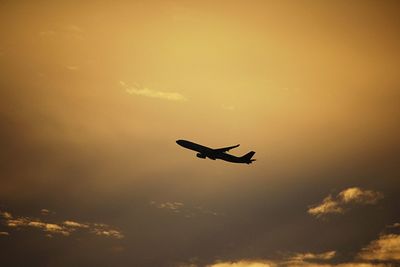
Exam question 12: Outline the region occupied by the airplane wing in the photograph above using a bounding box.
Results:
[214,144,240,153]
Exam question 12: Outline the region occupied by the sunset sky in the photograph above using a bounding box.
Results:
[0,1,399,266]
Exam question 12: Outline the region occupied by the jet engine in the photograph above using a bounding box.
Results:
[196,153,206,159]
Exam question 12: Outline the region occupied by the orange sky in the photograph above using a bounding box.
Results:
[0,1,399,266]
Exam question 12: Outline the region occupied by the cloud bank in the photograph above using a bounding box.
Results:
[204,224,400,267]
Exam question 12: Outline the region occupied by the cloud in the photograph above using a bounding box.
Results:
[156,201,184,213]
[63,220,89,228]
[388,223,400,228]
[358,233,400,262]
[308,187,383,218]
[40,209,50,215]
[151,201,191,217]
[338,188,383,204]
[188,223,400,267]
[150,201,219,218]
[207,260,277,267]
[206,243,397,267]
[156,201,184,212]
[120,81,187,101]
[0,210,12,219]
[92,226,124,239]
[287,251,336,264]
[308,196,344,217]
[0,209,123,239]
[4,217,71,236]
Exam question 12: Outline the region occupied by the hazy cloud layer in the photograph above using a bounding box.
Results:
[308,187,383,218]
[0,209,123,239]
[120,81,187,101]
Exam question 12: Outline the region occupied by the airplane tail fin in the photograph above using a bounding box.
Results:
[241,151,256,164]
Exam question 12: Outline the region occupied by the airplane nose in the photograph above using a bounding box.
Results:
[176,140,187,147]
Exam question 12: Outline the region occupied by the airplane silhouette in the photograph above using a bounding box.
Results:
[176,139,256,164]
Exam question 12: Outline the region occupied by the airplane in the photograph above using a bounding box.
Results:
[176,139,256,164]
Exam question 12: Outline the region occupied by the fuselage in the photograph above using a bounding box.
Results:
[176,139,253,164]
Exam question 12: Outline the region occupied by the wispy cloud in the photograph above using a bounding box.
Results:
[207,260,277,267]
[388,223,400,228]
[308,196,344,217]
[308,187,383,218]
[0,231,9,236]
[91,224,124,239]
[151,201,184,213]
[287,251,336,265]
[0,209,123,239]
[40,209,50,215]
[5,217,71,236]
[119,81,187,101]
[63,220,89,228]
[150,201,219,218]
[0,210,12,219]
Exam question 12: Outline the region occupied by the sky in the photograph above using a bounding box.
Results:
[0,1,399,266]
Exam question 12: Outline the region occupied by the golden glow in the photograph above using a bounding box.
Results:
[0,1,399,266]
[1,1,399,196]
